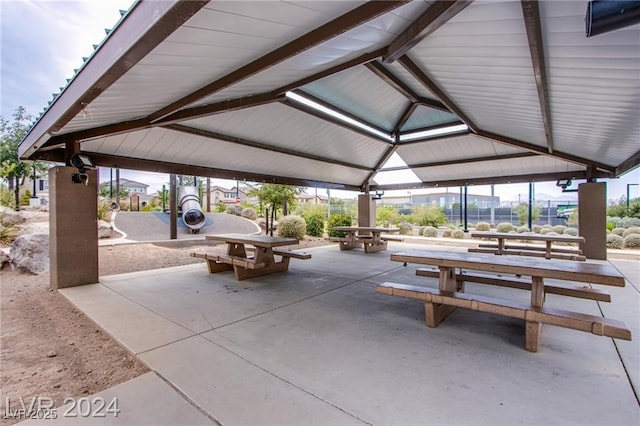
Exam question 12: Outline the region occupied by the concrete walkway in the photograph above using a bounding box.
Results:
[26,242,639,425]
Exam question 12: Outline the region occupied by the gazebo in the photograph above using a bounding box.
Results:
[17,0,640,288]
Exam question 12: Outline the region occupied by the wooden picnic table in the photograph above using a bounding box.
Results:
[190,233,310,280]
[470,231,586,261]
[377,249,631,352]
[330,226,401,253]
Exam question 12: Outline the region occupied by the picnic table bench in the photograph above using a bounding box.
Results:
[376,250,631,352]
[330,226,401,253]
[469,231,586,261]
[190,233,311,280]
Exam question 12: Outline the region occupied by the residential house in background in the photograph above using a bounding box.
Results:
[99,178,149,195]
[208,185,251,208]
[296,193,328,205]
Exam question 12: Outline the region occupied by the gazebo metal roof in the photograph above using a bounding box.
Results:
[19,0,640,192]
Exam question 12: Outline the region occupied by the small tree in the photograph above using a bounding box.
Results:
[0,107,48,210]
[248,184,304,235]
[513,202,541,225]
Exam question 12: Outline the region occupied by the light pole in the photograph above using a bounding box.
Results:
[407,191,412,210]
[627,183,639,211]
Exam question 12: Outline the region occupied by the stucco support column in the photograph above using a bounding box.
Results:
[49,166,98,289]
[578,181,607,260]
[358,193,376,231]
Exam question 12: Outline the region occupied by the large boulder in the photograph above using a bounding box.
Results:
[10,233,49,274]
[98,220,113,238]
[0,206,26,226]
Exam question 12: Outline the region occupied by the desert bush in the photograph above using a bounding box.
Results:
[552,225,567,234]
[450,229,464,239]
[422,226,438,237]
[496,222,514,233]
[623,234,640,248]
[563,227,578,236]
[19,190,32,206]
[0,187,15,209]
[277,215,306,240]
[226,204,243,216]
[474,221,490,231]
[532,224,542,233]
[442,228,453,238]
[516,226,529,233]
[305,214,325,237]
[606,222,615,231]
[241,207,257,220]
[399,222,413,235]
[539,227,551,235]
[606,234,624,249]
[620,217,640,228]
[611,227,626,236]
[0,223,19,246]
[622,227,640,238]
[327,213,352,237]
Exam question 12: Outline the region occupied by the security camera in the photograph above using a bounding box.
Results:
[70,153,95,173]
[72,172,90,185]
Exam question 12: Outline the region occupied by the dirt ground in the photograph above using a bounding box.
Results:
[0,220,331,425]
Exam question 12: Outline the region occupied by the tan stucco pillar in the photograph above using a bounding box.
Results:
[49,166,99,289]
[578,181,607,260]
[358,194,376,229]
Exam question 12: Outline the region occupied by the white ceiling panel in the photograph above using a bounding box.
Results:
[541,1,640,167]
[184,103,389,168]
[408,0,548,147]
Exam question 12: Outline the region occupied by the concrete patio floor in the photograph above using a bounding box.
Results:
[26,242,639,425]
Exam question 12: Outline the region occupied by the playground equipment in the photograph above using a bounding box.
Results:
[178,185,206,233]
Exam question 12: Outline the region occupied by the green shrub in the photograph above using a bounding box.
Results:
[215,202,227,213]
[399,222,413,235]
[622,227,640,238]
[606,234,624,249]
[539,227,551,235]
[422,226,438,237]
[277,215,306,240]
[442,228,453,238]
[563,227,578,236]
[496,222,514,233]
[19,190,32,206]
[451,229,464,239]
[327,213,352,237]
[623,234,640,248]
[612,227,626,236]
[620,217,640,228]
[97,199,113,221]
[516,226,529,233]
[226,204,243,216]
[0,187,15,208]
[606,222,615,231]
[532,224,542,233]
[474,221,490,231]
[552,225,567,234]
[411,205,448,227]
[241,207,257,220]
[305,214,325,237]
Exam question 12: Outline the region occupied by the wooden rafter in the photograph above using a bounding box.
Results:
[385,0,474,63]
[398,55,478,133]
[521,0,554,153]
[476,130,616,173]
[164,124,372,172]
[281,90,393,145]
[33,148,363,191]
[370,170,613,192]
[381,152,539,171]
[365,61,449,111]
[148,1,409,123]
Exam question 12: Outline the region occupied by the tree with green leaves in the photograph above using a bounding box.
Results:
[0,107,48,210]
[248,183,304,235]
[513,202,541,225]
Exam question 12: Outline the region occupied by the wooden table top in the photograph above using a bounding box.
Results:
[391,249,624,287]
[331,226,400,233]
[471,231,585,243]
[205,233,298,247]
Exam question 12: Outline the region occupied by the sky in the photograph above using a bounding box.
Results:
[1,0,638,203]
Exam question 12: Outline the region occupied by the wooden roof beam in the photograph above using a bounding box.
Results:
[148,1,409,123]
[384,0,473,63]
[398,55,479,133]
[521,0,554,153]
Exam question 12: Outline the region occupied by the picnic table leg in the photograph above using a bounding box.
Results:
[497,238,505,255]
[338,231,363,250]
[233,247,290,280]
[425,267,458,327]
[525,276,545,352]
[363,233,388,253]
[545,241,552,259]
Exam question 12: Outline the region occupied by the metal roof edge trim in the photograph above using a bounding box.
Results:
[18,0,208,159]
